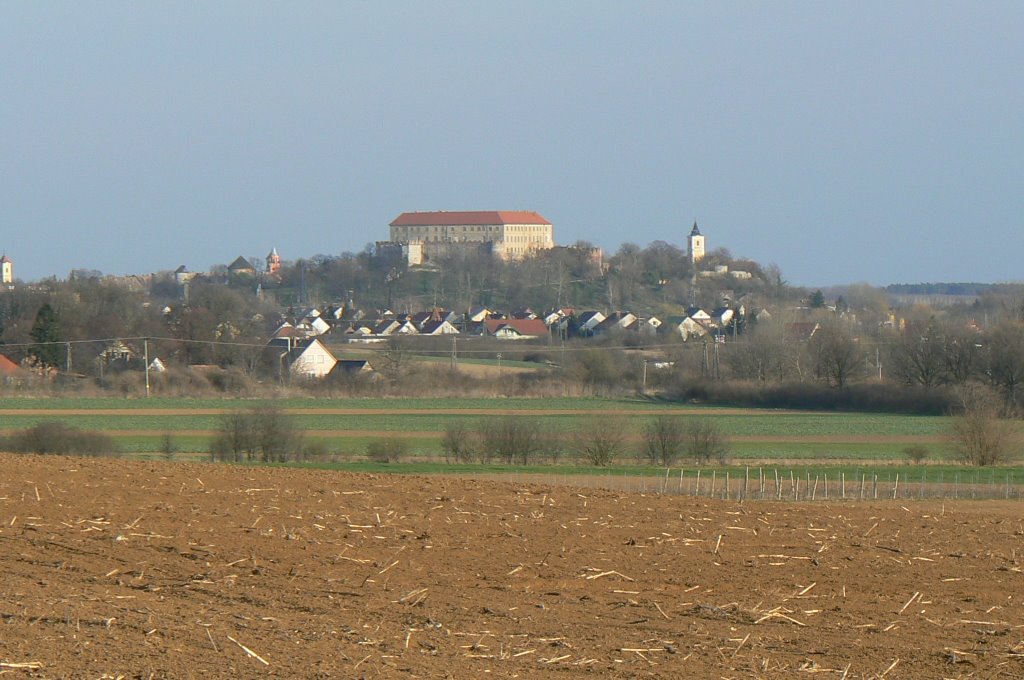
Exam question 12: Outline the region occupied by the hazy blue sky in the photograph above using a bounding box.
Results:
[1,2,1021,286]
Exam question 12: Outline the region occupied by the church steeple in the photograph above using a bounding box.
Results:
[687,222,705,263]
[266,247,281,276]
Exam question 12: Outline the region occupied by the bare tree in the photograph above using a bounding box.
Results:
[888,322,947,387]
[209,404,304,463]
[573,416,627,466]
[942,324,981,385]
[808,322,863,388]
[948,386,1019,466]
[683,418,730,464]
[643,416,686,466]
[477,416,545,465]
[986,322,1024,408]
[441,421,475,463]
[726,320,797,383]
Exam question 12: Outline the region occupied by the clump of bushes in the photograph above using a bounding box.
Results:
[3,421,118,457]
[366,437,409,464]
[903,445,929,464]
[670,381,957,415]
[209,404,306,463]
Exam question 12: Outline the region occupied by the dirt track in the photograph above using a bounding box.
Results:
[0,407,868,417]
[0,453,1022,678]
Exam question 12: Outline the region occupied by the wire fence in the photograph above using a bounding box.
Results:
[469,467,1024,502]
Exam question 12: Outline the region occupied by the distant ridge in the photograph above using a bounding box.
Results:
[885,282,1024,296]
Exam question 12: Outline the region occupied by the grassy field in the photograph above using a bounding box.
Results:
[0,395,1017,468]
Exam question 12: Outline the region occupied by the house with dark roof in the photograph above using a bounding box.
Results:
[227,256,256,277]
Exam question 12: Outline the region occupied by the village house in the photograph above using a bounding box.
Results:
[267,337,337,380]
[482,318,548,340]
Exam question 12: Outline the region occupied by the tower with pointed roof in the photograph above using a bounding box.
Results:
[266,247,281,276]
[0,254,12,285]
[688,222,705,264]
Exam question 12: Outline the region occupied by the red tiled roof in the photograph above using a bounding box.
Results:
[0,354,22,375]
[390,211,551,227]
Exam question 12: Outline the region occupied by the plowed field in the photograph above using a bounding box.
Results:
[0,453,1021,678]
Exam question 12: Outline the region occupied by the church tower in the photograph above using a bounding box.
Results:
[266,248,281,276]
[687,222,705,264]
[0,254,12,284]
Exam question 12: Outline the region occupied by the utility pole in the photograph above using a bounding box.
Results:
[66,342,72,375]
[451,336,457,369]
[144,338,151,398]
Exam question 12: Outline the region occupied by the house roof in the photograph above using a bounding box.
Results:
[0,353,22,376]
[228,256,254,271]
[420,319,459,335]
[332,359,373,375]
[484,318,548,337]
[390,211,551,227]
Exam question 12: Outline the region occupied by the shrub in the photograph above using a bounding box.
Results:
[644,415,686,466]
[6,421,117,457]
[573,416,626,467]
[477,416,544,465]
[302,439,331,461]
[668,380,956,415]
[366,437,409,464]
[160,433,177,461]
[903,445,929,464]
[441,421,475,463]
[683,418,729,465]
[209,404,304,463]
[949,386,1018,466]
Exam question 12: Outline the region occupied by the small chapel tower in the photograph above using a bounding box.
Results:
[0,254,12,285]
[266,247,281,276]
[687,222,705,264]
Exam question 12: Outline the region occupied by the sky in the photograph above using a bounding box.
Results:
[1,2,1021,287]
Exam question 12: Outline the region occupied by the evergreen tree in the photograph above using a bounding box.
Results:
[29,303,63,368]
[809,289,826,308]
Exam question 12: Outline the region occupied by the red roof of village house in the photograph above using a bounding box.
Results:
[390,211,551,227]
[0,354,22,376]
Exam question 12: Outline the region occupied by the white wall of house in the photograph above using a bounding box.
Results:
[290,340,337,378]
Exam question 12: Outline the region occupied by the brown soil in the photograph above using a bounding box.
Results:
[0,453,1021,678]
